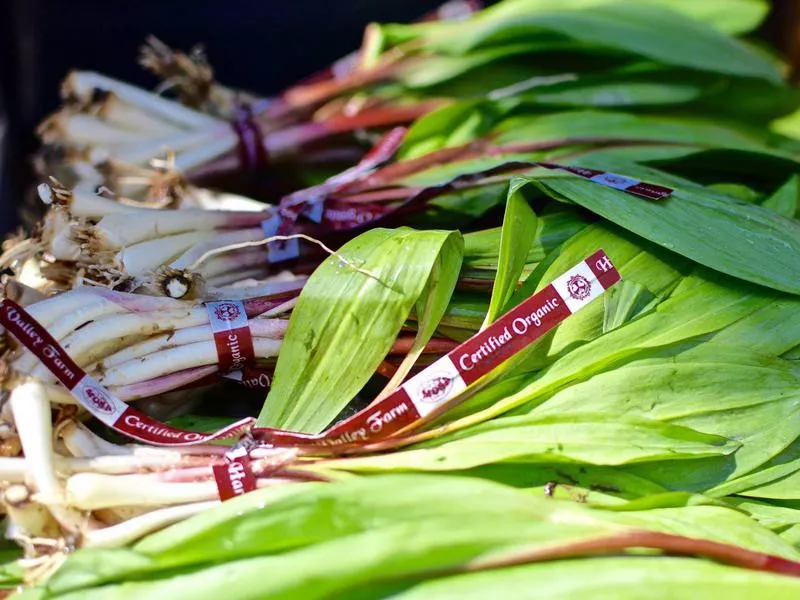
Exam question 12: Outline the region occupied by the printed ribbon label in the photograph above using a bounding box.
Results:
[206,301,255,373]
[212,444,257,500]
[252,249,621,448]
[261,214,301,264]
[537,162,673,200]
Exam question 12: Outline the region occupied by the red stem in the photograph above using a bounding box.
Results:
[463,530,800,578]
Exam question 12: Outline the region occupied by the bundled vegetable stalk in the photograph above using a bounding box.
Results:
[3,0,800,597]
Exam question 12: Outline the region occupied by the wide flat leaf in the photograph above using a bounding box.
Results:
[390,556,800,600]
[462,208,587,272]
[494,111,784,155]
[472,0,769,36]
[327,413,737,472]
[524,163,800,294]
[761,176,799,219]
[533,346,800,482]
[258,228,463,432]
[430,270,776,437]
[424,2,780,81]
[482,178,538,326]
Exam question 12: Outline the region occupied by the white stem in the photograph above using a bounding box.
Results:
[58,421,130,457]
[56,452,208,475]
[207,268,271,288]
[100,93,185,134]
[24,287,99,329]
[65,473,221,509]
[3,485,62,551]
[205,279,304,302]
[0,458,29,483]
[98,337,281,386]
[98,317,286,369]
[68,185,145,218]
[65,71,221,129]
[13,300,126,375]
[41,112,156,146]
[83,501,218,548]
[30,308,209,382]
[65,472,293,510]
[173,133,239,174]
[10,382,84,534]
[189,188,268,212]
[93,208,268,248]
[116,231,213,277]
[108,127,229,167]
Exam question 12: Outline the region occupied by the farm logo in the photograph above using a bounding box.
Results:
[214,302,241,322]
[599,174,629,186]
[83,386,115,415]
[566,274,592,301]
[419,375,453,404]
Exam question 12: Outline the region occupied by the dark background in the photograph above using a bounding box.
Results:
[1,0,798,238]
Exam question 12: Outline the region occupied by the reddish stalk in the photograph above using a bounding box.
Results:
[459,530,800,578]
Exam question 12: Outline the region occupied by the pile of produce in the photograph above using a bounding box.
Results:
[1,0,800,597]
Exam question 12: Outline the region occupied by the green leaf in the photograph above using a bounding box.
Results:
[494,111,783,155]
[761,176,799,219]
[427,3,781,81]
[257,228,463,432]
[602,280,656,332]
[525,165,800,295]
[471,0,769,36]
[533,346,800,482]
[389,556,800,600]
[482,178,538,327]
[462,208,588,273]
[433,270,776,437]
[325,413,738,472]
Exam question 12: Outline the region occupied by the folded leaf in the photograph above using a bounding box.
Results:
[258,228,463,432]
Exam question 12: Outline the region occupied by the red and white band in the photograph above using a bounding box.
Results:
[253,249,620,448]
[537,162,673,200]
[206,301,255,373]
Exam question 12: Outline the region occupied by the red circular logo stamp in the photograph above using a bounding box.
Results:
[566,274,592,301]
[214,302,241,322]
[84,386,115,415]
[419,375,453,404]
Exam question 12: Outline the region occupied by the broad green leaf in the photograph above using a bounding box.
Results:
[472,0,769,36]
[482,178,538,326]
[258,228,463,432]
[34,519,615,600]
[425,3,780,81]
[428,271,775,437]
[398,100,502,161]
[707,294,800,357]
[525,166,800,294]
[462,208,588,272]
[380,233,465,396]
[325,414,738,472]
[38,475,797,597]
[494,111,783,155]
[508,222,689,366]
[462,462,667,504]
[726,498,800,531]
[390,557,800,600]
[533,346,800,482]
[762,176,799,219]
